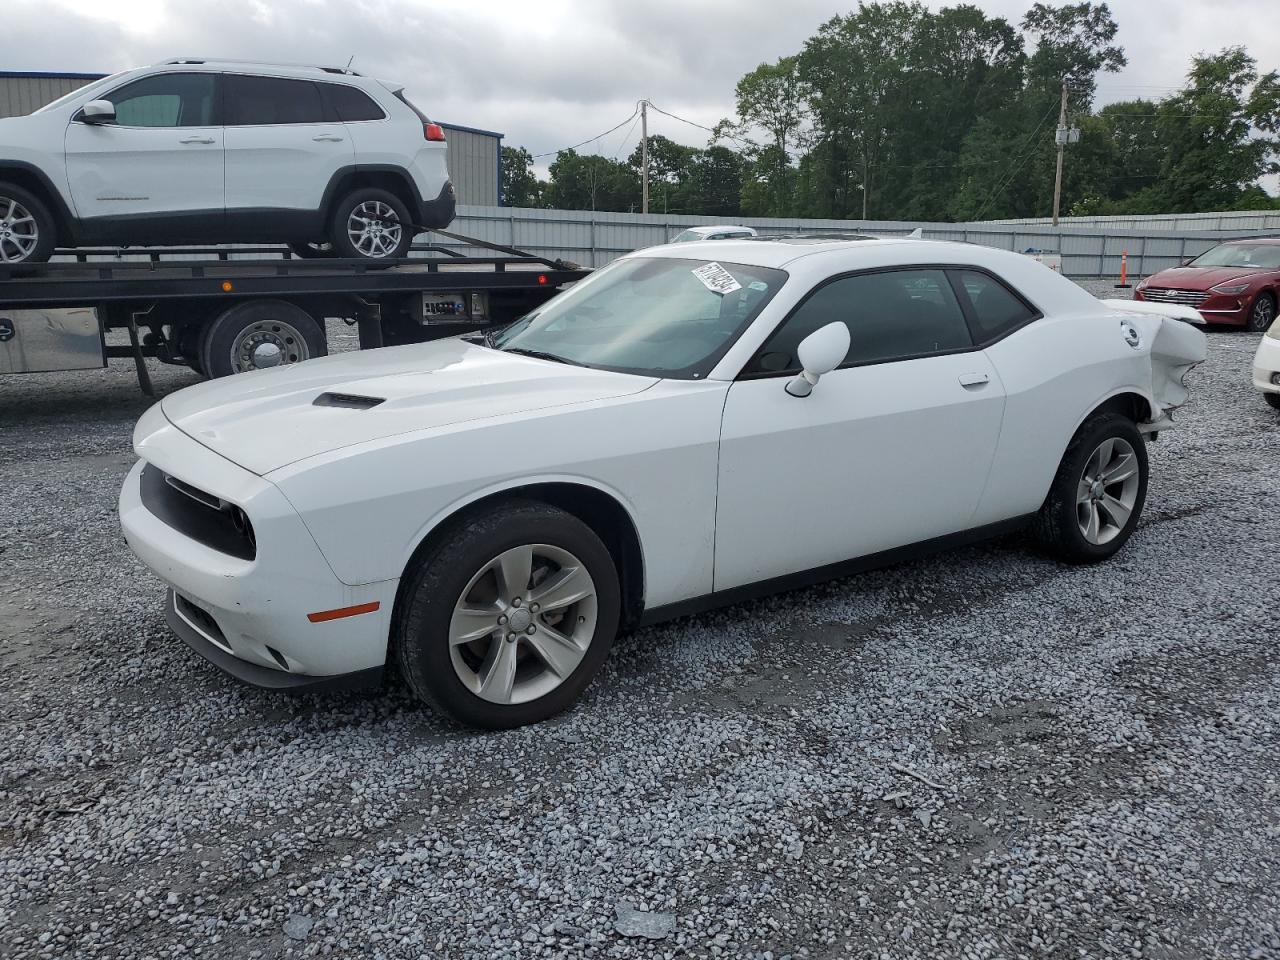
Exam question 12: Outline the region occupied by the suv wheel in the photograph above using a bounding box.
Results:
[1246,292,1275,334]
[0,182,56,265]
[329,188,413,260]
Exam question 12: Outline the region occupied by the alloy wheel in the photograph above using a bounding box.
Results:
[346,201,403,259]
[0,196,39,263]
[448,543,598,705]
[229,319,311,373]
[1076,436,1141,545]
[1249,296,1275,333]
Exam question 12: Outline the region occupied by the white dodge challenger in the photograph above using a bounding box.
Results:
[120,237,1207,728]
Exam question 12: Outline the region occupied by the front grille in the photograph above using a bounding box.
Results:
[1142,287,1210,307]
[139,464,257,560]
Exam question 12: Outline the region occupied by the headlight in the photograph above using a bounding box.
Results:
[1210,280,1251,295]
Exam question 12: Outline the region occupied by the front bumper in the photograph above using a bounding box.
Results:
[120,405,397,688]
[1135,288,1249,325]
[1254,334,1280,395]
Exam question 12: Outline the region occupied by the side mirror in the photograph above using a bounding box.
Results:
[80,100,116,123]
[786,321,850,397]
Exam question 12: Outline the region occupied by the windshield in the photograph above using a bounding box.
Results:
[34,73,125,113]
[1189,243,1280,269]
[491,257,787,378]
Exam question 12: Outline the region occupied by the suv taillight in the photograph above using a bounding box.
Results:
[424,123,446,142]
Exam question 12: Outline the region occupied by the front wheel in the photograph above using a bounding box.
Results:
[0,182,56,265]
[395,501,620,729]
[328,188,414,260]
[1034,412,1148,564]
[1246,293,1275,334]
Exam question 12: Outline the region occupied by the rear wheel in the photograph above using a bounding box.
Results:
[1246,292,1275,333]
[1034,412,1148,564]
[395,500,620,729]
[200,300,326,378]
[0,182,56,265]
[1265,392,1280,411]
[328,188,413,260]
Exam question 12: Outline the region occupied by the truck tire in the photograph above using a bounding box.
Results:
[0,181,56,265]
[200,300,326,379]
[328,188,414,260]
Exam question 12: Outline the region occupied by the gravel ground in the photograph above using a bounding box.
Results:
[2,284,1279,960]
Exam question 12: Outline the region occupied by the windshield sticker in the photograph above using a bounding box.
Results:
[692,262,743,296]
[748,280,769,291]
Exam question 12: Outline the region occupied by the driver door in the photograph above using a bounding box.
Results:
[64,71,223,234]
[713,268,1007,590]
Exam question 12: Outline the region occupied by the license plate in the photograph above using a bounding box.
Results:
[422,294,468,321]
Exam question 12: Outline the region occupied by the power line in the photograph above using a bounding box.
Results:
[971,101,1061,222]
[529,108,640,159]
[611,111,642,161]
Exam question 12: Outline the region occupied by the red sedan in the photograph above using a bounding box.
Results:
[1135,239,1280,332]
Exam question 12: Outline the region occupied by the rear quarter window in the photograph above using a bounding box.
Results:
[321,83,386,122]
[952,270,1039,342]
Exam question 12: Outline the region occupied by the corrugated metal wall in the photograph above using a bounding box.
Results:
[431,205,1276,278]
[987,210,1280,232]
[438,125,500,206]
[0,74,99,119]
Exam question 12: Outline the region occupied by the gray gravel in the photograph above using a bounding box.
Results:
[2,292,1279,959]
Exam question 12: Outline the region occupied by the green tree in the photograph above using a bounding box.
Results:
[500,146,543,207]
[544,149,640,212]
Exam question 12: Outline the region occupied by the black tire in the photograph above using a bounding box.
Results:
[289,241,335,259]
[0,181,57,265]
[328,188,414,260]
[1265,392,1280,411]
[175,323,206,376]
[1033,412,1148,564]
[200,299,326,379]
[1246,292,1276,334]
[395,500,620,729]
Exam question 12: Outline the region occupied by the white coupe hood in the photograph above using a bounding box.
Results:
[161,339,657,475]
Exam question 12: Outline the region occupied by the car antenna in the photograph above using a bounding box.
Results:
[345,55,355,73]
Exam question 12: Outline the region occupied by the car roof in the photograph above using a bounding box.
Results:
[155,59,386,85]
[633,236,925,269]
[1222,237,1280,245]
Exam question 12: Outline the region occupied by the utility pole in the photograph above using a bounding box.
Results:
[640,100,649,214]
[1051,79,1068,226]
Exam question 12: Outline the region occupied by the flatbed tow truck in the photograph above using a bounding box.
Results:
[0,232,591,393]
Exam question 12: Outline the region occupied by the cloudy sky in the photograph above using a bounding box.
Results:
[9,0,1280,181]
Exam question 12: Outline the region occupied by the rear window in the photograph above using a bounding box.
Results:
[224,74,327,125]
[321,83,385,122]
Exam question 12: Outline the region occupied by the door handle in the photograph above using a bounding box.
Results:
[958,372,990,387]
[179,136,215,144]
[312,134,345,142]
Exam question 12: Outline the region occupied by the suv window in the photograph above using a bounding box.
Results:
[224,74,327,125]
[953,270,1038,342]
[104,73,217,127]
[749,268,972,374]
[320,83,385,122]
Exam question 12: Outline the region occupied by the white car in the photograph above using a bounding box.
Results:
[670,225,758,243]
[1254,314,1280,410]
[119,238,1207,728]
[0,58,454,263]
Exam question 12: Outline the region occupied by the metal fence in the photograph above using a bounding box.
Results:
[986,209,1280,232]
[432,205,1278,279]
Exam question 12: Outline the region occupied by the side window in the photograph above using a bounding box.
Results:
[104,73,217,127]
[750,269,972,374]
[320,84,386,122]
[953,270,1038,342]
[223,75,327,125]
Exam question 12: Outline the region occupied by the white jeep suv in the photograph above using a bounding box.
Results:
[0,59,455,264]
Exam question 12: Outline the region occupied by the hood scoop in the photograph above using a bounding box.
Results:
[313,392,386,410]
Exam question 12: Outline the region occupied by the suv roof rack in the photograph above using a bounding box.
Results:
[161,58,362,76]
